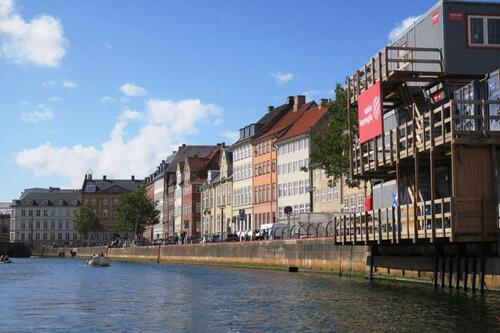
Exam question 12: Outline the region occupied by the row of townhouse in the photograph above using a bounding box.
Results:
[143,94,369,240]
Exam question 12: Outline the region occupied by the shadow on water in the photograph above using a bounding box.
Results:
[1,258,500,332]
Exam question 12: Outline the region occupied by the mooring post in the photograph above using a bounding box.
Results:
[456,255,461,289]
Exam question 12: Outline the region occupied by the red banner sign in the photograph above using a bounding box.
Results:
[358,82,383,143]
[448,12,463,21]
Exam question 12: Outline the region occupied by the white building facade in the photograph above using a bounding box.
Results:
[276,135,311,224]
[232,141,253,233]
[10,188,82,246]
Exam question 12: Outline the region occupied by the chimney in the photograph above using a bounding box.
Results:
[85,174,87,180]
[182,144,186,147]
[131,175,135,181]
[103,175,107,181]
[293,95,306,111]
[267,105,274,113]
[320,99,329,107]
[221,142,225,148]
[287,96,294,105]
[89,174,92,180]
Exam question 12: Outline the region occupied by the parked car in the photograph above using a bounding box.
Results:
[221,233,239,242]
[164,235,179,245]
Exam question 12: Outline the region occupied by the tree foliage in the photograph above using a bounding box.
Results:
[309,83,359,188]
[74,205,102,238]
[116,187,160,238]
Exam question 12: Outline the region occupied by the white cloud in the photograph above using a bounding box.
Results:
[222,130,239,143]
[15,98,223,187]
[41,80,55,87]
[0,0,67,67]
[0,0,13,17]
[120,83,147,97]
[20,104,53,123]
[104,42,113,50]
[62,80,77,88]
[120,109,140,121]
[100,96,117,104]
[389,16,418,42]
[47,96,61,102]
[271,71,294,85]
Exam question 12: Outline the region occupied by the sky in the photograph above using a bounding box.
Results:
[0,0,448,201]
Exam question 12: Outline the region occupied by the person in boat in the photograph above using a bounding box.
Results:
[0,255,4,261]
[99,252,104,257]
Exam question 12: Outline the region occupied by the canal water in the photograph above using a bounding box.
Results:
[1,258,500,333]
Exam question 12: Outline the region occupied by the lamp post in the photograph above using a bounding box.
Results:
[218,204,225,241]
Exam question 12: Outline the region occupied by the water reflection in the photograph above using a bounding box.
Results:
[1,259,499,332]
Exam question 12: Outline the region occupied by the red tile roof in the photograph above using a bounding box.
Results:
[253,101,316,142]
[277,105,329,142]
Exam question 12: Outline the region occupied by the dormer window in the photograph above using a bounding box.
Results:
[85,184,96,192]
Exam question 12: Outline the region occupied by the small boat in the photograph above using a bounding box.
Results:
[85,256,111,267]
[0,259,12,264]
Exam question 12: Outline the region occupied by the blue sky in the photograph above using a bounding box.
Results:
[0,0,443,201]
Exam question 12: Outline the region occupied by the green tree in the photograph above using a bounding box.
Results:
[74,205,102,239]
[116,187,160,239]
[309,83,359,188]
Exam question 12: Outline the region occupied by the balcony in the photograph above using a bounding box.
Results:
[352,100,500,177]
[347,46,444,104]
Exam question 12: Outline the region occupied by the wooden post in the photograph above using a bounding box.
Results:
[480,247,486,294]
[463,256,469,292]
[347,76,353,179]
[471,257,477,292]
[396,161,402,243]
[456,255,461,289]
[433,247,439,288]
[448,256,453,289]
[441,255,446,288]
[377,209,382,243]
[369,244,376,280]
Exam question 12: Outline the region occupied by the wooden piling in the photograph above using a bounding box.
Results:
[463,256,469,291]
[448,256,453,289]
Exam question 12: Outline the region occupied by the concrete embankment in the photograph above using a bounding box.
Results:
[34,239,500,291]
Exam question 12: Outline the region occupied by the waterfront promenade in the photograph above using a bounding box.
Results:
[1,258,500,332]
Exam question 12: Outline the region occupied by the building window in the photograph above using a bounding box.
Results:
[469,15,500,47]
[91,198,96,205]
[103,198,108,206]
[103,209,108,217]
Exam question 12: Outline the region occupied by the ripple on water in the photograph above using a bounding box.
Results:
[1,258,500,332]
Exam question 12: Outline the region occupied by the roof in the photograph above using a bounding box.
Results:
[253,101,316,142]
[233,101,292,146]
[165,145,219,173]
[0,202,11,215]
[83,178,144,193]
[276,105,329,143]
[13,188,82,207]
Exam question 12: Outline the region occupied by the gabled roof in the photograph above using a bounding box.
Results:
[233,101,292,145]
[277,105,329,143]
[253,101,317,142]
[166,145,219,173]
